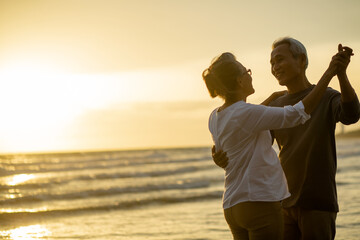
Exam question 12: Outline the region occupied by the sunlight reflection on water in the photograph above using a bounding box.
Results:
[7,174,35,186]
[0,225,51,239]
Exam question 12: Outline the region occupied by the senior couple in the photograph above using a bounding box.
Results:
[202,37,360,240]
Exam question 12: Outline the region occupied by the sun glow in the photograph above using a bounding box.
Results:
[0,59,126,152]
[0,61,78,152]
[0,56,208,153]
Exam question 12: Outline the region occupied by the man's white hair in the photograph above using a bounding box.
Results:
[272,37,309,69]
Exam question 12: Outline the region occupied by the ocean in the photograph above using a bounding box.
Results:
[0,138,359,240]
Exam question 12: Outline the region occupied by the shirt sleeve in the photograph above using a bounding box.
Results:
[331,94,360,125]
[208,108,221,149]
[240,101,311,133]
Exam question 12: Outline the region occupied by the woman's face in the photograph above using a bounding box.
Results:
[237,63,255,96]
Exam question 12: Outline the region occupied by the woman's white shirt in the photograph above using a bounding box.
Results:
[208,101,310,209]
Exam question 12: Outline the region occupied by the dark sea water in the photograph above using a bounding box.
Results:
[0,138,359,239]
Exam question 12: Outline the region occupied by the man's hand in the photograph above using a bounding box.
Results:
[212,145,228,169]
[336,44,354,73]
[328,45,354,77]
[273,90,288,98]
[261,90,287,106]
[334,44,356,103]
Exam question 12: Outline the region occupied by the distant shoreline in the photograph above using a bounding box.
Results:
[336,129,360,138]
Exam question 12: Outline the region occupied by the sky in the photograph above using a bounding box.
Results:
[0,0,360,153]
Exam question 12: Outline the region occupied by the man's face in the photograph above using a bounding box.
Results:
[270,44,302,86]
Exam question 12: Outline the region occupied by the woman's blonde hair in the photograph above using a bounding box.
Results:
[202,52,243,102]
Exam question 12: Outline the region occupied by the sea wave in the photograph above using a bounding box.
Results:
[0,147,223,228]
[0,190,223,226]
[0,178,222,205]
[0,156,211,176]
[0,164,216,191]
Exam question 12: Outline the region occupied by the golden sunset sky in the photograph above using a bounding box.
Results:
[0,0,360,153]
